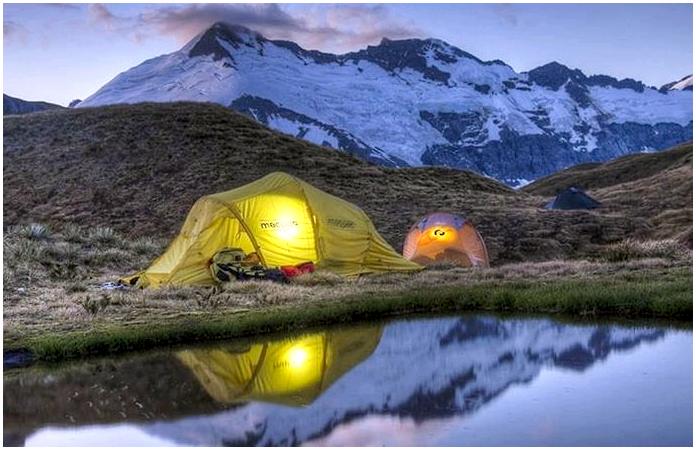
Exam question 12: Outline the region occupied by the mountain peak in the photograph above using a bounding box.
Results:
[527,61,586,90]
[187,22,261,61]
[208,22,258,37]
[527,61,646,93]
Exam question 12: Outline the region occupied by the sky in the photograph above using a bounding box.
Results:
[3,3,693,106]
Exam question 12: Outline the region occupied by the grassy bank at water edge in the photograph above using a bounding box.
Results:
[4,223,692,363]
[12,267,693,362]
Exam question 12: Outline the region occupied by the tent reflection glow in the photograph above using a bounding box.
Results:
[177,325,383,406]
[287,345,310,369]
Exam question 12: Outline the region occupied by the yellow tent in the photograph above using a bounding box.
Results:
[124,172,421,287]
[176,325,382,406]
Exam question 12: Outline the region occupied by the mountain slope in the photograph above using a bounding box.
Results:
[660,75,693,92]
[77,23,692,185]
[524,142,693,242]
[4,102,669,263]
[3,94,63,115]
[523,142,693,196]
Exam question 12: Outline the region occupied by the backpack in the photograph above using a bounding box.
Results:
[210,248,288,283]
[210,248,248,283]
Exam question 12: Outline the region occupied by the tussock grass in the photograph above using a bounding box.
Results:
[604,238,691,262]
[9,223,51,241]
[290,271,345,286]
[89,226,118,245]
[60,223,84,243]
[76,294,111,316]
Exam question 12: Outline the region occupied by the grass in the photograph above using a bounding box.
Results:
[3,223,692,363]
[604,238,692,262]
[6,102,690,265]
[22,270,692,362]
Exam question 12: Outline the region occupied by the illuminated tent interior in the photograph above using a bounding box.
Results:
[123,172,421,287]
[402,212,489,267]
[176,325,383,406]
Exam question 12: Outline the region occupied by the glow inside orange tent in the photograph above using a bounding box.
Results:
[402,213,489,268]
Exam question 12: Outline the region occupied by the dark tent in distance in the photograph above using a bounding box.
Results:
[545,187,601,210]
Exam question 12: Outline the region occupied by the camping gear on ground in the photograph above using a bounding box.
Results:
[196,245,313,284]
[176,324,383,406]
[210,247,255,281]
[210,248,289,283]
[402,212,489,268]
[280,261,316,278]
[122,172,421,288]
[545,186,601,210]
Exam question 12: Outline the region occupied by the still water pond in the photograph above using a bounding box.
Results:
[4,315,692,446]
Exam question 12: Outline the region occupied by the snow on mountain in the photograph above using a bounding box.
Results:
[661,74,693,92]
[78,23,692,185]
[27,316,660,446]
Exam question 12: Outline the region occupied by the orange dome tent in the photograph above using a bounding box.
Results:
[402,212,489,268]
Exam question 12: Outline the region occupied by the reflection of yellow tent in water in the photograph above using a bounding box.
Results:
[177,325,382,406]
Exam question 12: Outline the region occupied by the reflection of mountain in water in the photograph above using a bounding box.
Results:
[143,317,664,446]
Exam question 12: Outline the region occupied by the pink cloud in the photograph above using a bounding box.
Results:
[86,3,423,53]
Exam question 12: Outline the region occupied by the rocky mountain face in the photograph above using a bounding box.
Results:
[78,23,692,185]
[3,94,63,115]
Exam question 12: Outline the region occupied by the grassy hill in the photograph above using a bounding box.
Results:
[523,143,692,196]
[524,142,693,244]
[3,94,64,115]
[3,103,690,263]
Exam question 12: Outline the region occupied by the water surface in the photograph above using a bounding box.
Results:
[4,314,692,446]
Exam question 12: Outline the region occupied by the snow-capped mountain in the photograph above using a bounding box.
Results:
[661,74,693,92]
[79,23,692,185]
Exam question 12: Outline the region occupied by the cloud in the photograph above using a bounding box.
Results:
[88,4,118,28]
[88,4,148,42]
[41,3,80,10]
[141,3,302,41]
[86,3,423,53]
[297,5,424,52]
[4,21,30,45]
[492,4,519,27]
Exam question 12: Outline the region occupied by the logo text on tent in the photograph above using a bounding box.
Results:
[327,218,355,229]
[260,220,299,230]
